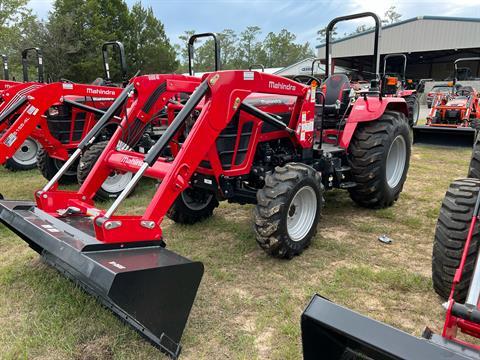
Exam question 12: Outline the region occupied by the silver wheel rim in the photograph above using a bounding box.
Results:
[386,135,407,188]
[12,138,39,166]
[287,186,317,242]
[101,172,133,194]
[181,190,213,211]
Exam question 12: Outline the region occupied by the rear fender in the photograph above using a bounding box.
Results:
[339,97,408,149]
[398,89,416,97]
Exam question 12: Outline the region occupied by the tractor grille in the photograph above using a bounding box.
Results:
[46,105,74,144]
[216,113,253,170]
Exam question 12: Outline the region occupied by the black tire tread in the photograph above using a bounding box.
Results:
[468,136,480,178]
[348,111,411,208]
[432,178,480,301]
[254,163,322,259]
[167,191,219,224]
[37,148,76,184]
[405,94,419,127]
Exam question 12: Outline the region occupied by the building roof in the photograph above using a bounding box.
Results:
[316,15,480,58]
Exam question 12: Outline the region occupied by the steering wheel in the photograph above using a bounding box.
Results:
[292,75,323,86]
[458,89,471,97]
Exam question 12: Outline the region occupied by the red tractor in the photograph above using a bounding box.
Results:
[382,53,420,127]
[0,42,128,176]
[0,12,411,356]
[414,57,480,146]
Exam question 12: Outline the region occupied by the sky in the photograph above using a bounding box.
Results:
[27,0,480,47]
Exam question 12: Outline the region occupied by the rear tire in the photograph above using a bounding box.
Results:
[254,163,323,259]
[468,135,480,178]
[5,137,40,171]
[348,111,411,208]
[167,188,219,224]
[77,141,133,201]
[405,94,420,127]
[432,178,480,301]
[37,148,77,184]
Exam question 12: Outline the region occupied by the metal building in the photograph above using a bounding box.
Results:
[315,16,480,80]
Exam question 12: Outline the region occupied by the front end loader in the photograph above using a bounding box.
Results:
[0,11,412,355]
[413,57,480,146]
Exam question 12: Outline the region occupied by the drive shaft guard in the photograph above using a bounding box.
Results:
[0,200,204,359]
[301,295,475,360]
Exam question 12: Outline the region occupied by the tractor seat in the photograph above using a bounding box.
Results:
[321,74,351,116]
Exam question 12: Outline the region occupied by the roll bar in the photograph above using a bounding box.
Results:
[454,57,480,84]
[383,53,407,85]
[102,41,128,85]
[325,12,381,80]
[22,47,44,83]
[311,58,323,76]
[1,54,8,80]
[188,33,221,76]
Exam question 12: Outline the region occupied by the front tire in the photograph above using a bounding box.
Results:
[77,141,133,201]
[5,137,40,171]
[348,111,411,208]
[405,94,420,127]
[254,163,323,259]
[432,178,480,301]
[37,148,77,184]
[167,188,219,224]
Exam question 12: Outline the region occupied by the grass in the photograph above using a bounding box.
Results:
[0,142,473,359]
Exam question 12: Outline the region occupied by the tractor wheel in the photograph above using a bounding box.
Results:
[432,178,480,301]
[254,163,323,259]
[405,94,420,127]
[37,148,77,184]
[77,141,133,201]
[348,111,411,208]
[5,137,40,171]
[468,135,480,178]
[167,188,219,224]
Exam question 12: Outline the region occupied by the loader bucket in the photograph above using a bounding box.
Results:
[301,295,475,360]
[0,199,203,359]
[413,125,475,147]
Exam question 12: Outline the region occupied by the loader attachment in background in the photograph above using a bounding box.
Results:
[0,199,203,359]
[301,295,475,360]
[413,125,475,147]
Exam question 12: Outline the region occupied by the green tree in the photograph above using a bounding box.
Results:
[126,2,177,74]
[382,6,402,25]
[317,25,337,44]
[262,29,313,67]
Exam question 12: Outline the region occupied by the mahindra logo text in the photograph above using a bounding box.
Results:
[86,88,116,96]
[268,81,296,91]
[120,156,144,167]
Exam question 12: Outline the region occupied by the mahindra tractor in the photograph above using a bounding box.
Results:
[382,53,420,127]
[0,42,130,180]
[0,12,413,356]
[0,47,46,170]
[414,57,480,146]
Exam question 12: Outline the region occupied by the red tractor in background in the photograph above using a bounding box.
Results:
[414,57,480,146]
[0,12,412,356]
[0,48,46,170]
[0,42,129,180]
[382,53,420,127]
